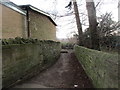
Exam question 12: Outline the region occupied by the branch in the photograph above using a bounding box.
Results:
[95,0,102,8]
[50,11,74,18]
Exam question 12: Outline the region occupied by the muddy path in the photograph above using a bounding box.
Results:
[13,50,94,88]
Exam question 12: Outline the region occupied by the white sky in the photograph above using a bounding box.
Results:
[10,0,119,39]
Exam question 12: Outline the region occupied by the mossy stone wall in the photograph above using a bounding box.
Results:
[2,41,61,88]
[74,45,118,88]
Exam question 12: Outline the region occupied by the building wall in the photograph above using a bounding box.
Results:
[29,10,56,41]
[1,4,27,39]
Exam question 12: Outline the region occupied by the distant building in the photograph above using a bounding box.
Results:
[1,1,27,39]
[20,5,57,41]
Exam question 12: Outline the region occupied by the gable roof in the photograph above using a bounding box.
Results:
[19,5,57,26]
[0,0,26,15]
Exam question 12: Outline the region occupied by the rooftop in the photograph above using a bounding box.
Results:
[19,5,57,26]
[0,0,57,26]
[0,0,26,15]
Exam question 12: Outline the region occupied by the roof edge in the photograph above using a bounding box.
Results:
[0,1,26,15]
[19,5,57,26]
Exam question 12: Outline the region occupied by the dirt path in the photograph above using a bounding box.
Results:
[13,50,93,88]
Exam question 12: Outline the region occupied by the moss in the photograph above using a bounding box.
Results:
[2,37,60,45]
[2,40,61,88]
[74,45,118,88]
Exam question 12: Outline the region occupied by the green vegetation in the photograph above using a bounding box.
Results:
[74,45,118,88]
[61,42,75,49]
[2,37,59,45]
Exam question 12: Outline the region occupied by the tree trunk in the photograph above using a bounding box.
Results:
[86,0,100,50]
[73,0,84,46]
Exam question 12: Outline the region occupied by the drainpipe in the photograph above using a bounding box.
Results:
[26,7,30,38]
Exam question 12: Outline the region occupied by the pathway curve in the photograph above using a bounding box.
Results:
[13,50,93,88]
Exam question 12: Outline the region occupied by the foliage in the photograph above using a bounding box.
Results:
[100,36,120,51]
[83,12,120,51]
[83,31,120,52]
[61,42,75,49]
[2,37,60,45]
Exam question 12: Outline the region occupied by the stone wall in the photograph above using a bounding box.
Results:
[2,40,61,88]
[74,45,118,88]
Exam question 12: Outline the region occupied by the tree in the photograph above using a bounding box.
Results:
[65,0,84,46]
[83,12,120,51]
[85,0,100,50]
[98,12,120,37]
[73,0,84,46]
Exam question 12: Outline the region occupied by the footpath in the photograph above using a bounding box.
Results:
[12,50,93,88]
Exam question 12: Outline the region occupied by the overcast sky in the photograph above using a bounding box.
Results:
[10,0,118,39]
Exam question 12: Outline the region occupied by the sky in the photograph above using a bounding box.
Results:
[10,0,119,39]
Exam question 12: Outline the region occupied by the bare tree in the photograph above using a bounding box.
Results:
[86,0,100,50]
[66,0,84,46]
[98,12,120,37]
[73,0,84,46]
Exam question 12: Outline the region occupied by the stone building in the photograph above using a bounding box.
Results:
[1,1,27,39]
[1,1,57,41]
[20,5,57,41]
